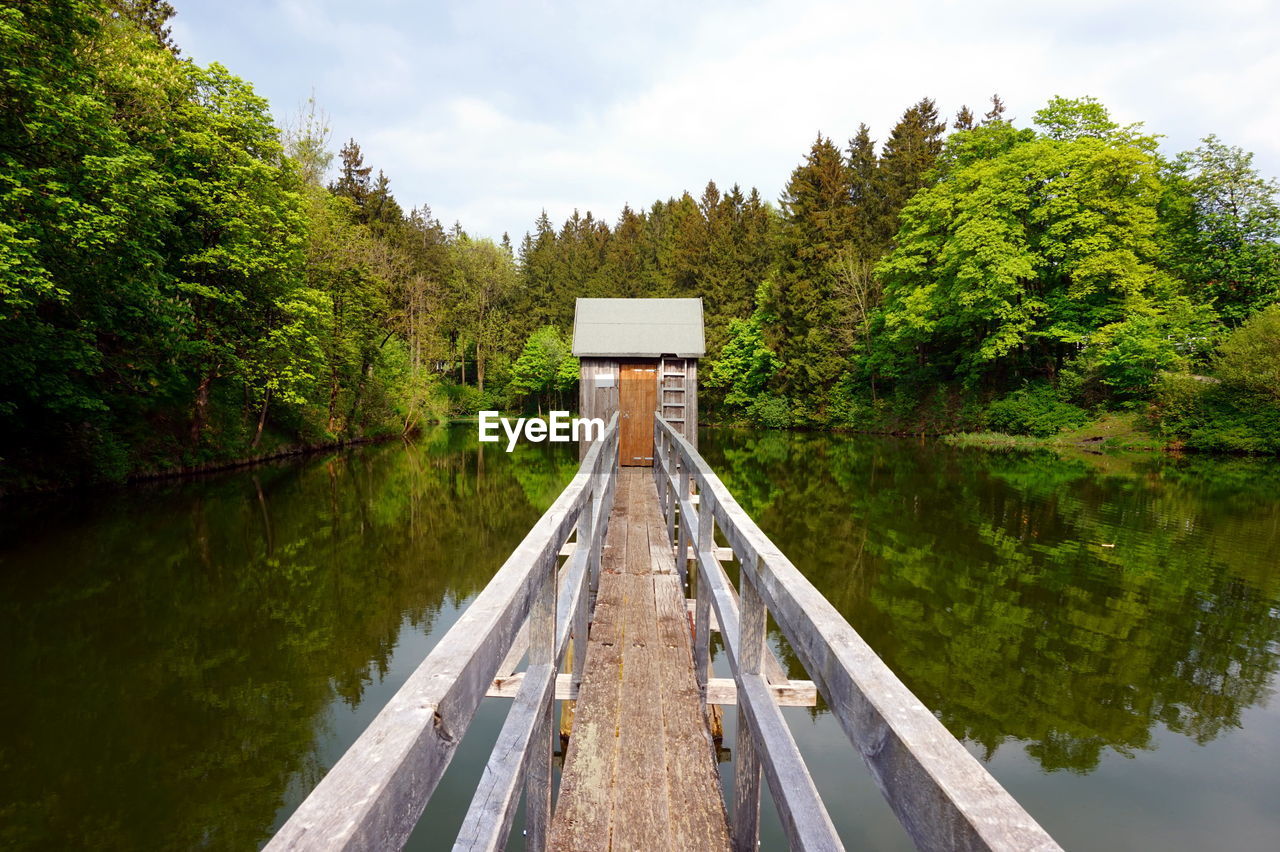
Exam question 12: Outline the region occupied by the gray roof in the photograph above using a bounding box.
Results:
[572,298,705,358]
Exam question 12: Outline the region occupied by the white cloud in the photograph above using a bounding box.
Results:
[176,0,1280,241]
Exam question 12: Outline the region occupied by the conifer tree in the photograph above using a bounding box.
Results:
[331,139,372,210]
[872,98,947,249]
[983,94,1007,124]
[954,105,975,131]
[846,123,879,256]
[768,135,858,416]
[365,170,402,227]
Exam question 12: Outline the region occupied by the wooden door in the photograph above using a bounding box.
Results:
[619,363,657,466]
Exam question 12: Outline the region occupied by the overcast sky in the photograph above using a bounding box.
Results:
[172,0,1280,242]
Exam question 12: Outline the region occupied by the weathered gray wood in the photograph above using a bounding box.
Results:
[268,415,617,852]
[549,496,628,851]
[655,415,1062,852]
[578,358,619,460]
[687,598,720,632]
[734,562,767,851]
[743,567,841,849]
[678,488,790,686]
[732,702,762,852]
[694,486,715,696]
[552,470,729,851]
[737,672,842,851]
[676,459,691,586]
[684,545,736,562]
[487,672,816,706]
[266,507,575,851]
[463,436,617,849]
[454,662,557,851]
[525,503,558,852]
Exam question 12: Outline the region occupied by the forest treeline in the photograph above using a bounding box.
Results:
[3,2,1280,490]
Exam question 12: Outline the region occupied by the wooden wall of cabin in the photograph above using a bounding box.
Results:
[579,357,698,459]
[578,358,619,459]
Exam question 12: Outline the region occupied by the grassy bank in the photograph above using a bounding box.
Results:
[942,413,1170,453]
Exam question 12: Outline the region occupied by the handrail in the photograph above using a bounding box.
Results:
[653,414,1062,852]
[268,413,619,852]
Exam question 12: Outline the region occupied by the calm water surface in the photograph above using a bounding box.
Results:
[2,425,1278,850]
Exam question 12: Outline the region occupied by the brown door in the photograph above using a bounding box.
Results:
[619,363,657,466]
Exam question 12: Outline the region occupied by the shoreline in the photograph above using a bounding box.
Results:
[0,432,411,501]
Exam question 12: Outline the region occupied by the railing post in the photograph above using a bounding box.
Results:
[573,494,593,688]
[676,462,691,587]
[665,452,678,549]
[525,540,557,851]
[653,416,663,512]
[694,486,714,701]
[589,476,603,598]
[733,558,766,852]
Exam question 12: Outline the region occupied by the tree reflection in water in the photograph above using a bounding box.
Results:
[701,428,1280,774]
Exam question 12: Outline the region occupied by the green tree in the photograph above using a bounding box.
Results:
[508,326,577,414]
[449,236,519,394]
[1215,305,1280,404]
[871,97,947,250]
[769,134,857,419]
[706,288,781,417]
[874,98,1185,394]
[330,138,372,212]
[1164,136,1280,324]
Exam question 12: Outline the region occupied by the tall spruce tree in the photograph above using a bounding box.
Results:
[983,93,1006,124]
[331,139,372,211]
[846,123,880,257]
[768,135,857,418]
[872,98,947,249]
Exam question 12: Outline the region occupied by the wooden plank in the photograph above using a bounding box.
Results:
[487,673,817,707]
[653,571,732,849]
[526,507,558,852]
[733,564,767,851]
[611,474,672,846]
[547,470,630,850]
[610,570,672,850]
[687,599,720,632]
[547,577,624,851]
[553,470,730,850]
[737,672,842,851]
[548,487,629,851]
[455,663,557,851]
[684,545,736,562]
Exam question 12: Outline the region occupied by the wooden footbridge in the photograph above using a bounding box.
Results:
[268,413,1061,851]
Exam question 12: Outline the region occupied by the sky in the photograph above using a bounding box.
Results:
[171,0,1280,242]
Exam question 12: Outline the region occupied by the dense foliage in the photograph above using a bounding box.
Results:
[4,3,1279,493]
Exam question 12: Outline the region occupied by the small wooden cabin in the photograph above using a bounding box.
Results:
[572,298,705,465]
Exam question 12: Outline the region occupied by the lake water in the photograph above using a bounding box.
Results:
[2,425,1278,850]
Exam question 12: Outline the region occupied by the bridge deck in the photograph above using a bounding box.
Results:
[549,469,730,851]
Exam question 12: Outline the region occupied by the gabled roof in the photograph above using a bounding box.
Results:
[572,298,705,358]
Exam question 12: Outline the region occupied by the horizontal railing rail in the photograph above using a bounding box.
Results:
[653,414,1062,852]
[268,413,619,852]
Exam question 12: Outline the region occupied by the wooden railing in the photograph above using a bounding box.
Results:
[653,415,1062,852]
[267,413,619,852]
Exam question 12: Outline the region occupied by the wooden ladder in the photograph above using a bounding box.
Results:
[659,356,688,438]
